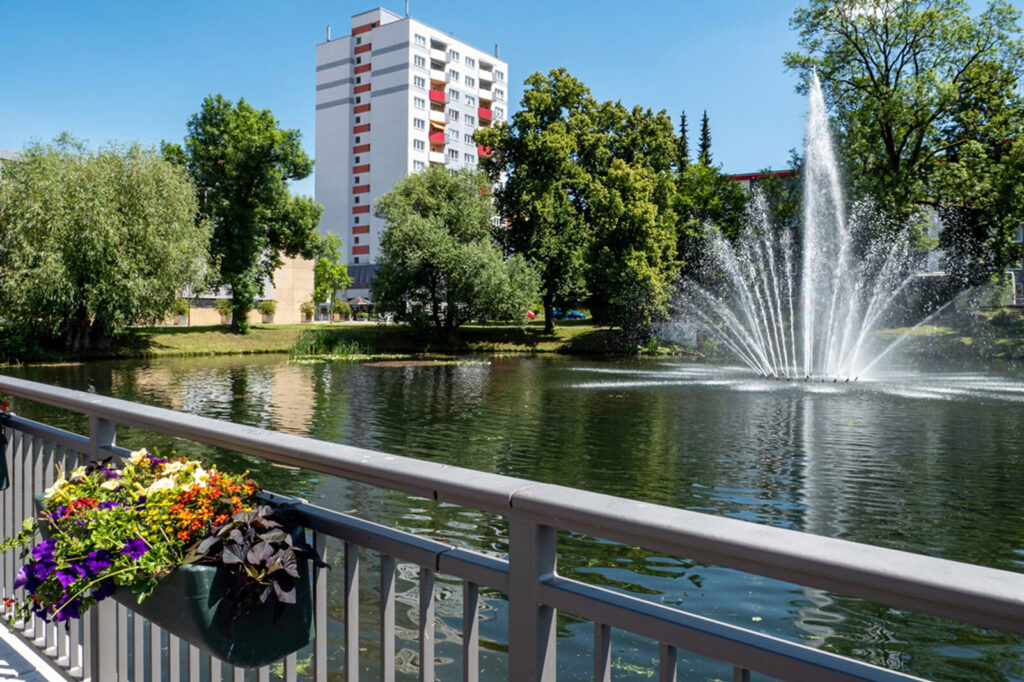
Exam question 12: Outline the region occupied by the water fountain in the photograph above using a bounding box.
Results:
[679,74,924,379]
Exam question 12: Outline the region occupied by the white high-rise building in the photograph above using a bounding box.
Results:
[315,7,509,300]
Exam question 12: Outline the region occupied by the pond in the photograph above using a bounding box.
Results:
[5,354,1024,680]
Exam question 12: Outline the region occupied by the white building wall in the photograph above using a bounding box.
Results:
[315,8,508,300]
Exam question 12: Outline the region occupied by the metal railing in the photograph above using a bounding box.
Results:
[1,373,1023,681]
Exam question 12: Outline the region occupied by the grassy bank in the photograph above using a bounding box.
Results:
[878,307,1024,360]
[3,321,632,365]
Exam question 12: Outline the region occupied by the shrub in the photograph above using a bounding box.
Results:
[214,299,233,318]
[357,312,369,321]
[333,300,352,320]
[299,301,315,318]
[257,300,277,316]
[170,298,190,316]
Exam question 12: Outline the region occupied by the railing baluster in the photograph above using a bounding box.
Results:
[462,580,479,682]
[12,432,27,622]
[380,554,396,682]
[2,430,18,615]
[419,567,435,682]
[208,654,221,682]
[733,664,752,682]
[133,612,144,682]
[88,598,117,682]
[345,542,360,682]
[314,531,328,682]
[659,642,677,682]
[43,442,58,655]
[168,633,181,682]
[117,602,128,680]
[594,623,611,682]
[188,644,201,681]
[69,616,82,675]
[508,520,557,681]
[258,665,270,682]
[284,652,297,682]
[232,664,245,682]
[150,620,162,682]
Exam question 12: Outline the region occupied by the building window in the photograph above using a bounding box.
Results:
[355,216,360,223]
[355,76,361,84]
[354,196,360,204]
[354,176,360,183]
[415,34,426,47]
[494,107,504,119]
[355,156,360,163]
[465,56,475,68]
[414,75,426,89]
[448,149,459,160]
[495,70,504,82]
[356,96,362,103]
[447,69,459,81]
[413,160,425,170]
[465,153,475,163]
[354,136,361,143]
[414,55,426,68]
[465,95,475,106]
[465,114,475,126]
[447,110,459,122]
[465,76,475,88]
[447,88,459,101]
[414,139,425,151]
[414,97,426,109]
[354,236,360,244]
[413,118,426,130]
[448,49,460,62]
[464,133,474,144]
[449,128,459,140]
[354,256,360,264]
[494,89,504,101]
[356,37,362,45]
[356,56,362,64]
[355,116,361,124]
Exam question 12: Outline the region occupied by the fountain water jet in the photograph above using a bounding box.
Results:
[678,74,921,379]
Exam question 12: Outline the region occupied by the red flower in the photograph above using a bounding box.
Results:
[0,401,9,412]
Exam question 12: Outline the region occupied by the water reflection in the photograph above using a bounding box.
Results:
[5,356,1024,679]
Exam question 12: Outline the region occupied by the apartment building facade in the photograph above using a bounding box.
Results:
[315,7,509,300]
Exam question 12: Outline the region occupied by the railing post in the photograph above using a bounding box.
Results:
[86,416,117,682]
[508,520,557,681]
[88,416,116,462]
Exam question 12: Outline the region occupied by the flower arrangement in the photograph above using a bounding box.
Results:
[2,448,320,634]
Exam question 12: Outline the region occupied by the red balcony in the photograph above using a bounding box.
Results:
[354,43,372,55]
[353,224,369,234]
[478,107,492,120]
[477,145,492,158]
[429,89,446,104]
[354,63,371,74]
[353,205,370,214]
[352,144,370,154]
[352,164,370,173]
[353,123,370,134]
[352,185,370,194]
[429,131,445,144]
[352,245,369,255]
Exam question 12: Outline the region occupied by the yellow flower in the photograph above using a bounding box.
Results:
[128,448,150,464]
[43,477,68,500]
[101,479,122,490]
[144,477,176,495]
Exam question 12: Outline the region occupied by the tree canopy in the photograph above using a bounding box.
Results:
[785,0,1024,281]
[163,95,322,333]
[371,166,539,339]
[312,232,353,318]
[0,137,209,352]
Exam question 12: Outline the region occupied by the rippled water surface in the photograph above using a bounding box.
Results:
[5,355,1024,680]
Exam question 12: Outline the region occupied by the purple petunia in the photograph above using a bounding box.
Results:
[31,539,56,562]
[55,567,83,589]
[83,549,112,576]
[145,453,166,466]
[98,500,122,510]
[52,599,82,622]
[121,538,148,560]
[91,580,116,601]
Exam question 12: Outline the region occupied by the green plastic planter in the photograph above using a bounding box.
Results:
[35,495,314,668]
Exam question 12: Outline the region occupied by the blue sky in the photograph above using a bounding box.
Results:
[3,1,844,196]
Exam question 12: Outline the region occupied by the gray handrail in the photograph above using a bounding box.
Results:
[3,372,1023,641]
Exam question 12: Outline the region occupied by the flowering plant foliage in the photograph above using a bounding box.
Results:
[1,449,264,625]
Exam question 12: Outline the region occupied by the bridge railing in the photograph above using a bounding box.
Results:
[2,373,1023,682]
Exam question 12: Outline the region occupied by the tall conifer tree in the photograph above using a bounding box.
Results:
[677,111,689,171]
[698,110,712,165]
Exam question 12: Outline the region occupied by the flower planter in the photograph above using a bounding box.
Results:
[35,496,314,668]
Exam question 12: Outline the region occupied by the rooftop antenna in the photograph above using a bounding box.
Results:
[326,24,331,41]
[494,43,499,58]
[405,0,409,17]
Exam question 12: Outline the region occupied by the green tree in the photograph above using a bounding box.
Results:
[677,110,690,172]
[311,232,353,321]
[371,167,539,340]
[477,68,595,332]
[784,0,1024,272]
[674,163,748,272]
[697,110,712,166]
[0,137,209,353]
[164,95,322,333]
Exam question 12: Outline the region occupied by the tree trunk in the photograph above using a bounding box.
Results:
[543,295,555,334]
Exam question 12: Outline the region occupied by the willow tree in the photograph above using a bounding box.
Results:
[0,137,209,353]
